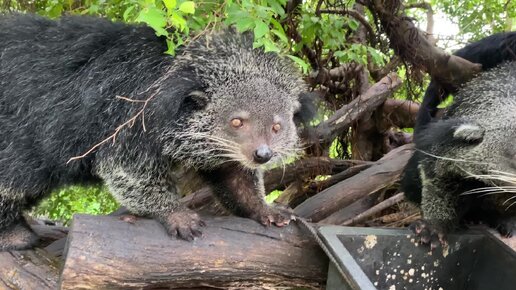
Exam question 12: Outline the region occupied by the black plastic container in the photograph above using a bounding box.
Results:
[319,226,516,290]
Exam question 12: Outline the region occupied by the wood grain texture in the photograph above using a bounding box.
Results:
[0,249,60,290]
[59,214,328,289]
[295,144,414,222]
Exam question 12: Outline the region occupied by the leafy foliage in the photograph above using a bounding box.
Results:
[33,186,118,225]
[433,0,516,40]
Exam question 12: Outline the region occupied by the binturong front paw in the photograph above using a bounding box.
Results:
[409,219,448,250]
[251,205,296,227]
[156,209,206,241]
[0,223,39,251]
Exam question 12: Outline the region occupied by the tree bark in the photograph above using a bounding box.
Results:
[314,72,402,144]
[294,144,414,222]
[0,249,61,290]
[264,157,368,192]
[59,214,328,290]
[368,0,481,87]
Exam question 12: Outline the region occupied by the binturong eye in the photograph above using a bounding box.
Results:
[272,123,281,133]
[231,118,243,128]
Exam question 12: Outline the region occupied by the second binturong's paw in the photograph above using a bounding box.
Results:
[251,205,297,227]
[409,219,448,250]
[157,210,206,241]
[496,216,516,238]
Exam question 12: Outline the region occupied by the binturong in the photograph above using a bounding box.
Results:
[401,61,516,249]
[0,14,313,250]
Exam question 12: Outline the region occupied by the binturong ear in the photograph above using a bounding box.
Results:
[294,91,318,126]
[187,90,210,109]
[453,123,485,143]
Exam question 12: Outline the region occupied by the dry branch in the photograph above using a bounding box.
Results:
[380,98,420,129]
[59,214,328,289]
[314,72,403,144]
[308,163,373,194]
[264,157,370,192]
[294,144,414,222]
[368,0,481,87]
[405,2,434,38]
[342,192,405,226]
[318,191,383,225]
[66,90,160,163]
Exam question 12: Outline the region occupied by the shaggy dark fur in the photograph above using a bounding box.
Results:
[403,32,516,205]
[0,14,310,250]
[402,62,516,248]
[415,31,516,131]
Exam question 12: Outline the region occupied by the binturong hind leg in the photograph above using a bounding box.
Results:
[0,193,39,251]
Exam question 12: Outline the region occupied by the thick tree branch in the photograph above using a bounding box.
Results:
[367,0,481,87]
[314,72,402,144]
[264,157,369,192]
[405,2,434,37]
[380,98,420,129]
[295,144,413,222]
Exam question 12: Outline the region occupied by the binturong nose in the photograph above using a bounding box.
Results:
[253,145,273,164]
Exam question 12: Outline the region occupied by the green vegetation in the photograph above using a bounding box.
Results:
[1,0,513,223]
[32,186,118,225]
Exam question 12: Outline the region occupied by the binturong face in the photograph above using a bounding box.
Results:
[206,78,301,169]
[165,77,302,170]
[160,29,307,170]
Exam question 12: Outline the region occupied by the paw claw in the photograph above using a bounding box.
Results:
[252,205,296,228]
[409,219,448,249]
[157,210,204,241]
[119,214,138,224]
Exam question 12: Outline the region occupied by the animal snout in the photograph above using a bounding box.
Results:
[253,145,273,164]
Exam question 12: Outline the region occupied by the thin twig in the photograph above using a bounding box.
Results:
[115,95,146,103]
[67,88,161,163]
[342,192,405,226]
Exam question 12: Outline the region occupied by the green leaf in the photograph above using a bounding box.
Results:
[170,12,187,31]
[254,20,269,39]
[286,55,310,74]
[262,38,280,52]
[348,19,359,31]
[265,190,282,203]
[123,6,135,21]
[367,47,385,65]
[235,18,255,32]
[136,7,167,36]
[266,0,285,17]
[163,0,177,10]
[178,1,195,14]
[271,29,288,45]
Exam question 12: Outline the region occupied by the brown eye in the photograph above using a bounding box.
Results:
[231,118,243,128]
[272,123,281,133]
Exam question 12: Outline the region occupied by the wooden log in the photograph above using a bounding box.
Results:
[318,191,382,225]
[0,249,61,290]
[294,144,414,222]
[59,214,328,289]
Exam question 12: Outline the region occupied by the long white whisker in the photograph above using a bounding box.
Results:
[461,186,516,195]
[416,149,490,165]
